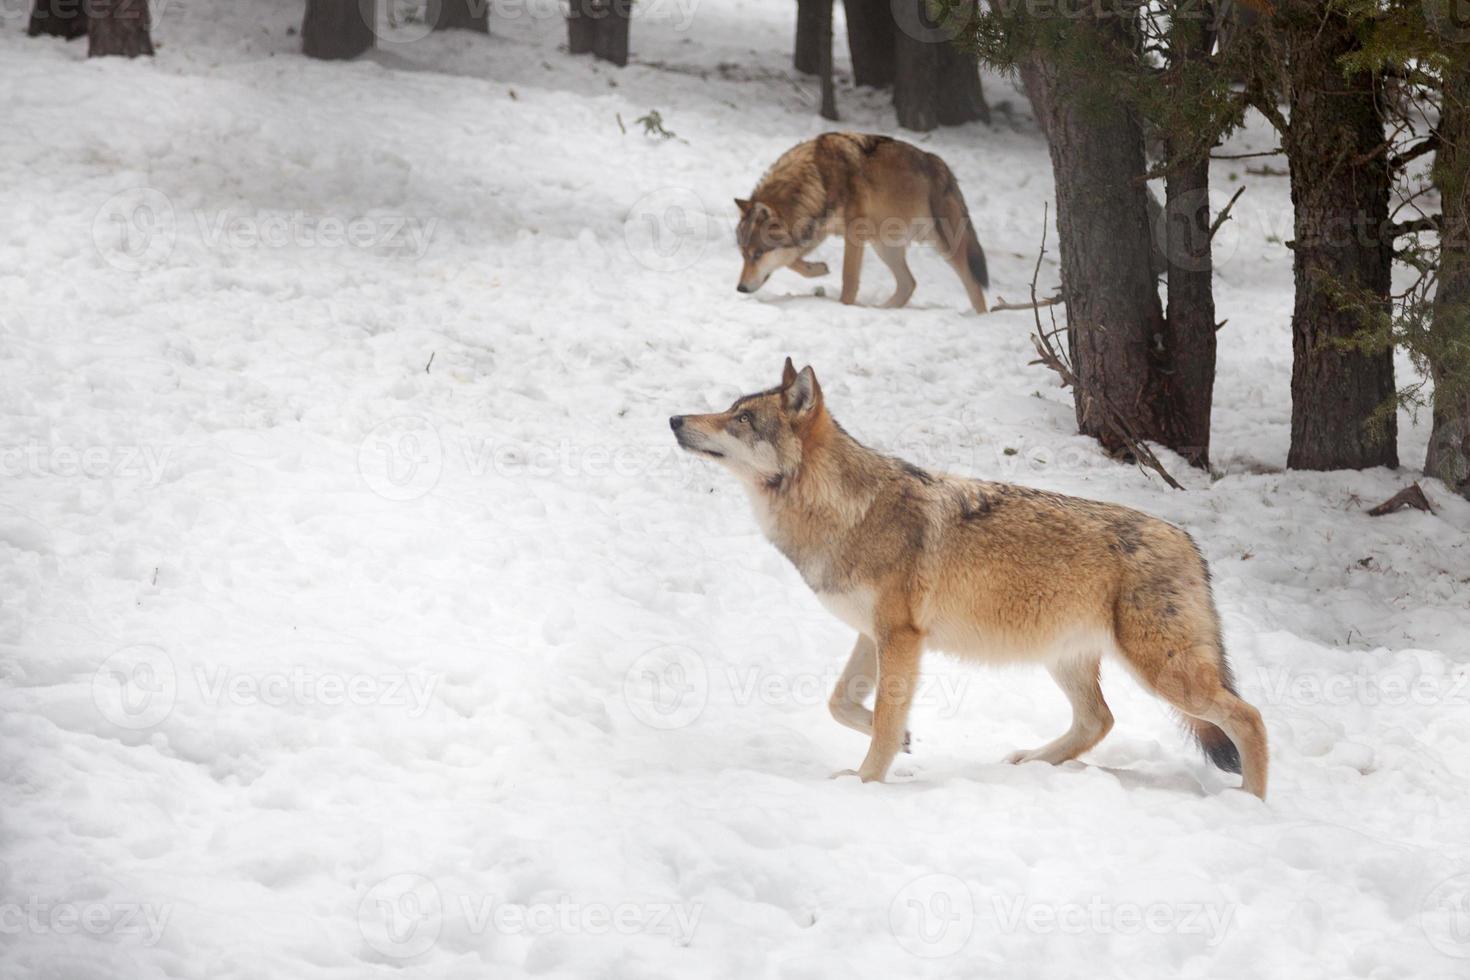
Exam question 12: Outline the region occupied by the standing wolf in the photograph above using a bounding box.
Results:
[734,133,991,313]
[670,362,1269,798]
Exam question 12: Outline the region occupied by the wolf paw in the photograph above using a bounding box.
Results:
[1005,748,1048,765]
[830,768,860,780]
[805,262,829,277]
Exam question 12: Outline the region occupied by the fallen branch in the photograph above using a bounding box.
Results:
[991,293,1063,313]
[1024,204,1185,492]
[1367,483,1435,517]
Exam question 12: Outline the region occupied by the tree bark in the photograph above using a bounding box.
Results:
[818,0,838,120]
[28,0,88,39]
[842,0,895,87]
[1425,71,1470,497]
[302,0,375,60]
[795,0,823,74]
[1159,154,1217,468]
[88,0,153,57]
[433,0,488,32]
[567,0,629,66]
[1028,26,1178,457]
[892,0,988,132]
[1282,5,1397,470]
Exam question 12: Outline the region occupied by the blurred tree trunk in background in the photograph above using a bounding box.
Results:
[1425,71,1470,497]
[892,0,987,131]
[795,0,823,74]
[28,0,88,39]
[842,0,894,86]
[434,0,488,32]
[302,0,374,59]
[88,0,153,57]
[567,0,629,66]
[1277,4,1397,471]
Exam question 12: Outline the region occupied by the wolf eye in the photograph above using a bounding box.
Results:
[735,411,754,425]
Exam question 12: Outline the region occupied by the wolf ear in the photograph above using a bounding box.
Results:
[735,198,753,216]
[781,357,798,388]
[783,365,821,418]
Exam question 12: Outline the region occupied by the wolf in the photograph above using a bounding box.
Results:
[734,133,990,313]
[670,361,1269,798]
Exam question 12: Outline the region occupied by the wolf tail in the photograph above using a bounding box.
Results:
[1178,655,1243,774]
[926,156,989,296]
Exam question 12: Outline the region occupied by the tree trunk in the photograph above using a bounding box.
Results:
[1158,155,1217,468]
[88,0,152,57]
[1026,17,1173,453]
[28,0,87,39]
[1282,6,1397,470]
[818,0,838,120]
[1424,71,1470,497]
[795,0,823,74]
[567,0,629,66]
[842,0,894,87]
[892,0,988,132]
[433,0,488,32]
[302,0,374,60]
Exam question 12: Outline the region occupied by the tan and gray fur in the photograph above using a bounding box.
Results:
[670,362,1269,798]
[735,133,990,314]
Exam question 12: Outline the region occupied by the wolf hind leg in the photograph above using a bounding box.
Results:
[875,243,916,309]
[1005,655,1113,765]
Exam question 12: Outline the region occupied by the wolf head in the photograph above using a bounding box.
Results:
[670,359,824,485]
[734,199,806,294]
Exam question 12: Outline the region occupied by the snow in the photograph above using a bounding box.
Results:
[1,0,1469,977]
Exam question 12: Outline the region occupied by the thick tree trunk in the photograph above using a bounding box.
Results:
[795,0,823,74]
[302,0,374,60]
[88,0,153,57]
[433,0,488,32]
[892,0,987,132]
[1425,72,1470,497]
[1029,29,1178,456]
[28,0,88,39]
[1159,154,1217,468]
[567,0,629,66]
[1283,6,1397,470]
[842,0,894,87]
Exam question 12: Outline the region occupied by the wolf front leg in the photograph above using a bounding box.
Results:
[791,258,829,278]
[853,626,923,782]
[840,237,864,305]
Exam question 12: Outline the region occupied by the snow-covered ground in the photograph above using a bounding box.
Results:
[2,1,1469,977]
